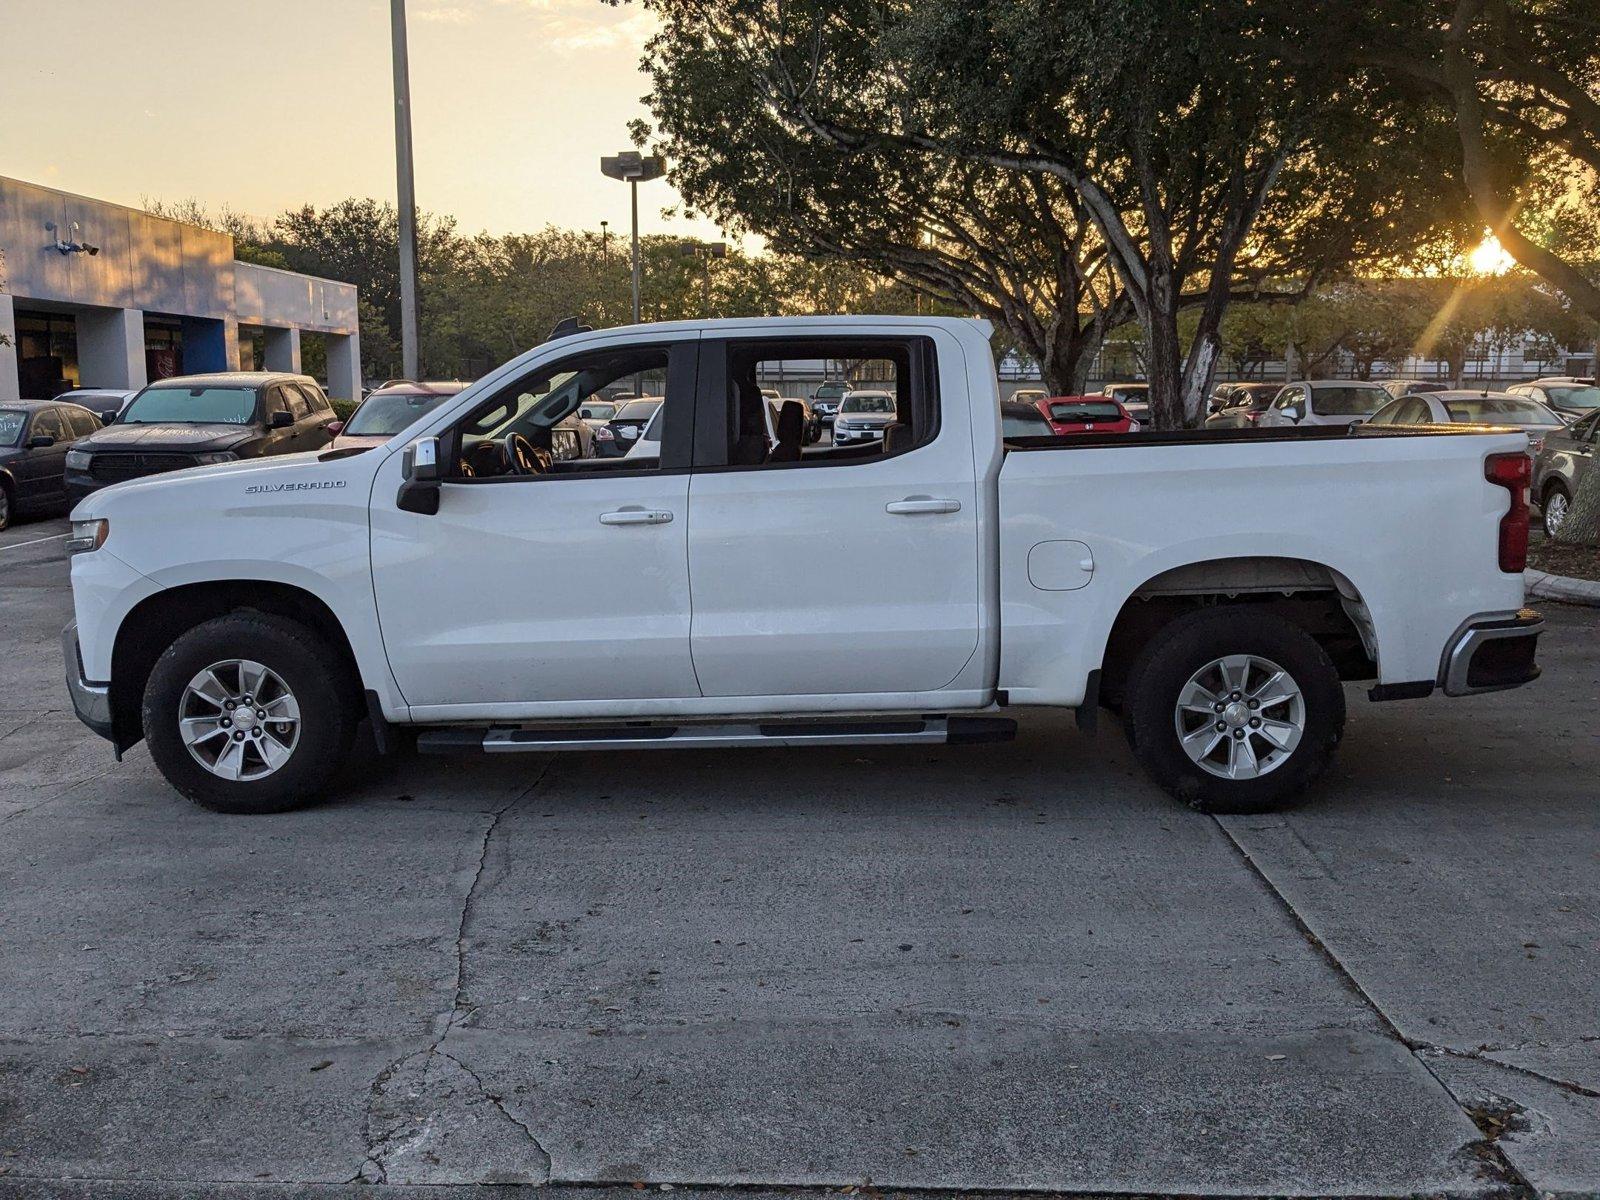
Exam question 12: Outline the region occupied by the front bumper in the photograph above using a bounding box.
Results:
[1440,609,1543,696]
[62,621,115,742]
[65,471,104,502]
[834,426,886,444]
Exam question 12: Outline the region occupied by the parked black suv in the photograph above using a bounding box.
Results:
[65,372,338,501]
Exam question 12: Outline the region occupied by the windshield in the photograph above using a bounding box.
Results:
[1108,386,1146,402]
[841,393,895,414]
[0,410,25,447]
[1001,407,1052,436]
[1545,385,1600,412]
[1237,386,1281,408]
[345,391,452,437]
[1050,401,1122,420]
[121,385,257,425]
[814,383,847,400]
[615,398,663,422]
[1312,386,1387,416]
[1444,396,1564,425]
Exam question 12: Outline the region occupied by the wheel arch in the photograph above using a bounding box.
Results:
[108,580,365,753]
[1098,555,1377,708]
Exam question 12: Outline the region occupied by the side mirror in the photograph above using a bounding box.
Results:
[269,410,294,429]
[1284,406,1303,423]
[99,409,119,425]
[397,436,442,515]
[28,434,56,449]
[325,420,345,436]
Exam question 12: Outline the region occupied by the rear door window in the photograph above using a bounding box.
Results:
[31,409,67,442]
[65,407,99,437]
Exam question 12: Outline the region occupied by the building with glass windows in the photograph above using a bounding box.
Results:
[0,176,360,402]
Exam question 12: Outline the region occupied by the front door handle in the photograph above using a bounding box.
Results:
[885,497,961,515]
[599,508,673,526]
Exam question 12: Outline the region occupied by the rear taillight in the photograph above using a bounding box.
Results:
[1485,452,1531,572]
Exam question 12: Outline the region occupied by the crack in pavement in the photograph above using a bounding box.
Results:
[358,762,554,1186]
[1210,816,1539,1196]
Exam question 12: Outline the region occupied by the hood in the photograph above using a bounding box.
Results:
[329,434,386,452]
[76,422,254,452]
[835,412,896,427]
[69,449,344,520]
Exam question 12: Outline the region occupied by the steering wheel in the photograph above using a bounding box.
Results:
[503,432,550,476]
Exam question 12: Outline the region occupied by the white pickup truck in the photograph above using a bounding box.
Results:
[63,317,1543,816]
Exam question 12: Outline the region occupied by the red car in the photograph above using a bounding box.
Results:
[1034,395,1139,435]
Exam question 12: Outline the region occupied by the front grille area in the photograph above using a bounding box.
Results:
[87,453,197,483]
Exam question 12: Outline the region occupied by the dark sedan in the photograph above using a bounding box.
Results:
[0,400,103,529]
[65,372,338,500]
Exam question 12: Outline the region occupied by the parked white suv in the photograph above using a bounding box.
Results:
[64,317,1542,817]
[1256,380,1390,428]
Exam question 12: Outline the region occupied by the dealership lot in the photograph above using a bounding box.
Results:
[1,518,1596,1198]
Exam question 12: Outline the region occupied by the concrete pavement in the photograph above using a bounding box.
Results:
[1,513,1596,1198]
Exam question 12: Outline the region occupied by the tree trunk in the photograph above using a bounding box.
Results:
[1555,464,1600,548]
[1141,268,1187,429]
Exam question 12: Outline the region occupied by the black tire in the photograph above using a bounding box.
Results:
[1122,607,1345,814]
[142,612,358,814]
[1542,480,1570,538]
[0,478,13,531]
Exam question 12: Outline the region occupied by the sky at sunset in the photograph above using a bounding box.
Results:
[0,0,722,240]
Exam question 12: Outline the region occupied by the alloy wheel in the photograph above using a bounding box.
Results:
[179,659,302,781]
[1545,490,1569,535]
[1173,654,1306,780]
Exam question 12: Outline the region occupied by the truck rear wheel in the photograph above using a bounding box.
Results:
[142,612,357,814]
[1122,607,1345,814]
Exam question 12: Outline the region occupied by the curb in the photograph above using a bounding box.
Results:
[1525,568,1600,607]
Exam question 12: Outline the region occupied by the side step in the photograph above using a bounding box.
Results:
[416,716,1016,755]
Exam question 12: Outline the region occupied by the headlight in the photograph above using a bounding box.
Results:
[65,449,92,470]
[193,451,238,465]
[1129,420,1141,432]
[65,518,109,554]
[594,427,615,441]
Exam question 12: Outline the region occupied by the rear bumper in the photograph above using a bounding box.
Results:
[62,621,115,742]
[1440,609,1543,697]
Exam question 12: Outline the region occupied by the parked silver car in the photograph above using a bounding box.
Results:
[1256,380,1390,428]
[1365,390,1567,455]
[1506,377,1600,421]
[832,390,899,445]
[1532,407,1599,536]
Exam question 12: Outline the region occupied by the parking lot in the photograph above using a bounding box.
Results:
[1,512,1597,1199]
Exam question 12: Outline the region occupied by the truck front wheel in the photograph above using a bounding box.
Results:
[142,612,358,814]
[1122,608,1345,814]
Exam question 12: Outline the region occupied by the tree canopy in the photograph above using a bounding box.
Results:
[633,0,1474,426]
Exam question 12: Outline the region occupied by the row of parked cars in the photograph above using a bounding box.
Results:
[8,368,1594,538]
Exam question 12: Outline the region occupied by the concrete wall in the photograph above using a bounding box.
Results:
[0,176,359,397]
[0,177,234,318]
[235,263,358,335]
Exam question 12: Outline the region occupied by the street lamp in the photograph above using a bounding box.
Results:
[600,151,666,325]
[680,240,727,319]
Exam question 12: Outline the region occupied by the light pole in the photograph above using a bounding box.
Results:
[680,240,727,319]
[390,0,420,380]
[599,220,610,267]
[600,151,666,325]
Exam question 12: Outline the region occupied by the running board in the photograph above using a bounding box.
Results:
[415,716,1016,755]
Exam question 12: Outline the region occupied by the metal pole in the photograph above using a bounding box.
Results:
[390,0,420,380]
[629,178,642,326]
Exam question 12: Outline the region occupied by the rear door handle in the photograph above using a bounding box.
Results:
[599,508,673,526]
[885,497,961,515]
